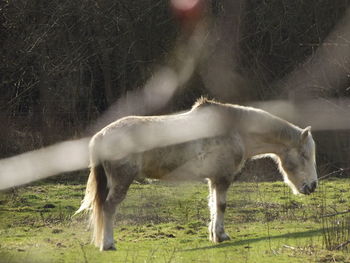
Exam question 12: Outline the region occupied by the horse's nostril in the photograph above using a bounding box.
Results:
[301,184,311,195]
[301,181,317,195]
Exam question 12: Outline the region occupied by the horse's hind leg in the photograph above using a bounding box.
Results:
[101,163,137,251]
[208,177,231,243]
[101,192,119,251]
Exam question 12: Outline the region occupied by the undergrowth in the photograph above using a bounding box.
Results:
[1,178,350,262]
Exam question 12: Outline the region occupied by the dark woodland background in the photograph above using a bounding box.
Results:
[1,0,349,179]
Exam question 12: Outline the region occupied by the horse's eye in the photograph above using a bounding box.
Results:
[301,152,309,161]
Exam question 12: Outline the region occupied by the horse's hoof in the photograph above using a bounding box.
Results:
[217,233,231,243]
[210,233,231,243]
[101,244,116,251]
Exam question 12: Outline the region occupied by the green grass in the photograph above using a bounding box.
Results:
[1,178,350,262]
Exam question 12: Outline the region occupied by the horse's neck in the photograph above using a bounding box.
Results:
[235,107,301,158]
[194,104,301,158]
[244,137,287,159]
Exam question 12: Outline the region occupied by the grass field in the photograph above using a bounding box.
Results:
[1,176,350,263]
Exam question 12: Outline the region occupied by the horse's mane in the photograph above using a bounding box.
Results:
[192,97,219,109]
[192,97,302,146]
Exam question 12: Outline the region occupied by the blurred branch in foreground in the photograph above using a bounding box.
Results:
[89,0,210,133]
[254,99,350,131]
[0,97,349,190]
[0,138,90,190]
[1,1,349,190]
[279,7,350,100]
[0,0,211,190]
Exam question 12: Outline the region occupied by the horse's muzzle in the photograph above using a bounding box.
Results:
[301,181,317,195]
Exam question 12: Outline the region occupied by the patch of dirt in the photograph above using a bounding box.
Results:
[43,203,56,209]
[185,229,195,235]
[52,229,63,234]
[318,254,349,263]
[146,232,176,239]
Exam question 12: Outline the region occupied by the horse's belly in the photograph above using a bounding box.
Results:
[141,166,171,179]
[138,135,244,181]
[140,142,201,180]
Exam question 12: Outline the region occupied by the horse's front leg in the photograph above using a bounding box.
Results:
[208,178,231,243]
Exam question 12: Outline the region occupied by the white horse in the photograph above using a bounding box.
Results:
[76,98,318,251]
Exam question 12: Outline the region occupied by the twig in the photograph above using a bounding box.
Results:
[79,242,89,263]
[318,167,350,181]
[283,244,295,250]
[299,42,350,47]
[335,240,350,250]
[321,209,350,218]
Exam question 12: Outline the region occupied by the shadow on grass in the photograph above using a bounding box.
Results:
[183,228,324,252]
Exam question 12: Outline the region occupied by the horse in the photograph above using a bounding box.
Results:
[75,98,318,251]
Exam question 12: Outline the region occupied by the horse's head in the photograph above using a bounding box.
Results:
[279,127,317,195]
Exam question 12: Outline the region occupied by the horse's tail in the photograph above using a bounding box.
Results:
[75,135,108,247]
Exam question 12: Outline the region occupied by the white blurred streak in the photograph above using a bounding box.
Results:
[199,0,248,101]
[143,67,178,107]
[253,100,298,121]
[175,20,210,85]
[280,8,350,99]
[0,106,226,190]
[0,138,90,190]
[89,67,178,134]
[1,97,348,190]
[0,16,210,190]
[97,108,226,162]
[297,99,350,130]
[4,2,349,191]
[90,20,209,133]
[252,99,350,130]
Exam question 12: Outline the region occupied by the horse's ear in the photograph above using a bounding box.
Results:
[301,126,311,142]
